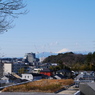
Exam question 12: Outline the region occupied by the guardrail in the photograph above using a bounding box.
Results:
[74,91,80,95]
[0,80,33,90]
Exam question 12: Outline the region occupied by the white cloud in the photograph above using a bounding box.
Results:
[56,48,71,53]
[49,41,59,46]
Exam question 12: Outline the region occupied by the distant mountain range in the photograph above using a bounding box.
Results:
[36,51,93,58]
[36,52,57,58]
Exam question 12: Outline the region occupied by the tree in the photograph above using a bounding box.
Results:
[0,0,27,33]
[18,68,25,74]
[92,52,95,64]
[86,52,92,64]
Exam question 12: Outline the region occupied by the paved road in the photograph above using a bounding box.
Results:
[0,92,55,95]
[0,92,72,95]
[58,85,79,95]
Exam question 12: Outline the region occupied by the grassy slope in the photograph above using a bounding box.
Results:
[2,79,74,93]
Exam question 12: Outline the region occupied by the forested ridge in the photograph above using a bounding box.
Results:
[43,52,95,71]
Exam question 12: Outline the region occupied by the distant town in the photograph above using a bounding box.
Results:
[0,52,95,95]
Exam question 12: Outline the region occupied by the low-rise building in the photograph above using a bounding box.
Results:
[74,71,95,88]
[40,68,53,76]
[1,76,9,84]
[56,69,72,78]
[21,74,33,81]
[21,73,44,81]
[33,68,43,73]
[3,62,29,75]
[3,63,12,75]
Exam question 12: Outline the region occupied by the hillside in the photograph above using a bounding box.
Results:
[43,52,86,64]
[42,52,95,71]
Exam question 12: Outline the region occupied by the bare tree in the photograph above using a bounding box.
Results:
[0,0,27,33]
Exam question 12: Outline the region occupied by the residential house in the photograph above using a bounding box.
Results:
[33,68,43,73]
[75,71,95,81]
[21,73,45,81]
[53,74,67,79]
[1,76,9,84]
[40,68,53,76]
[5,73,22,83]
[21,74,33,81]
[32,73,45,81]
[74,71,95,88]
[56,69,72,78]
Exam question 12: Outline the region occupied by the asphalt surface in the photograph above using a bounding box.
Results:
[0,92,56,95]
[58,85,79,95]
[0,92,64,95]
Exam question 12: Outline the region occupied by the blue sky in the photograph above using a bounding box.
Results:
[0,0,95,57]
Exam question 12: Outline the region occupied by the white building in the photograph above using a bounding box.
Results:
[21,74,33,81]
[21,73,43,81]
[3,63,12,75]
